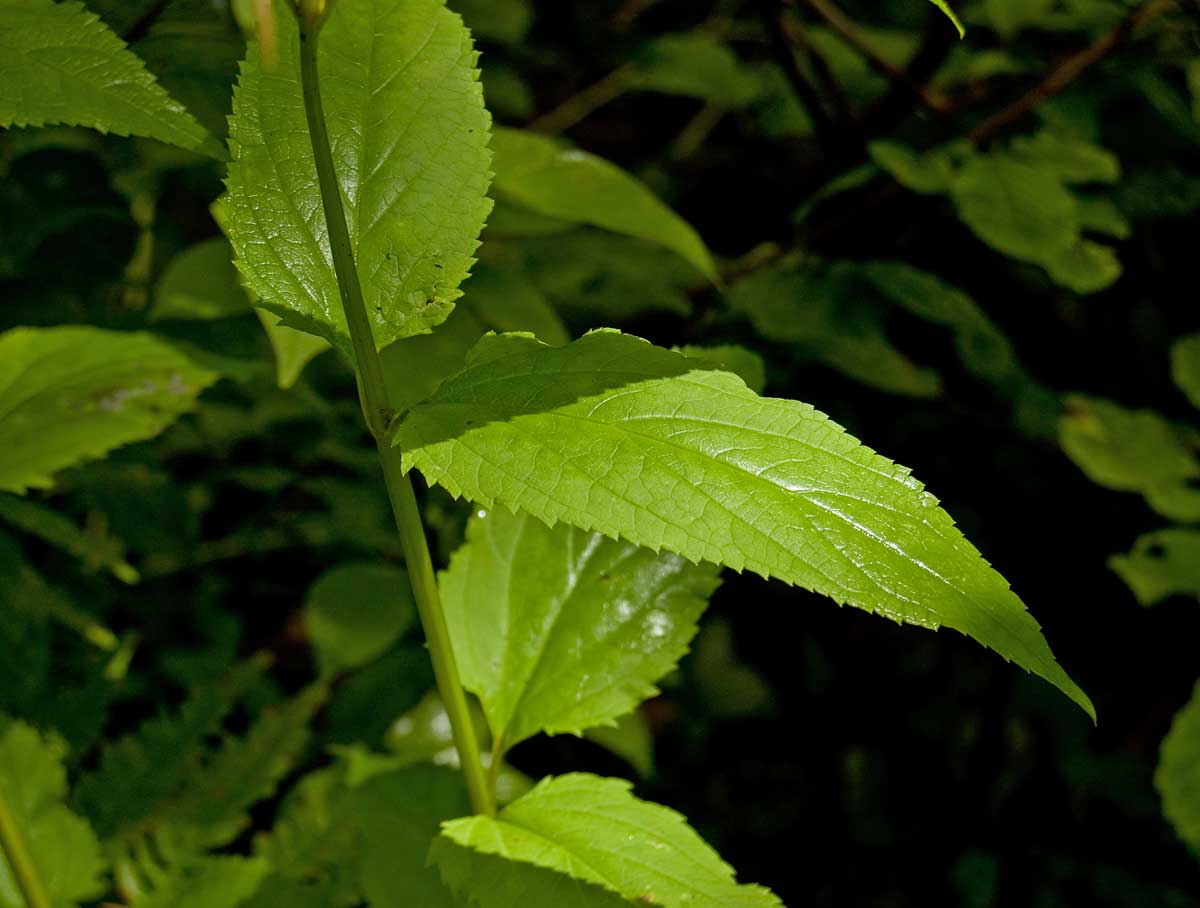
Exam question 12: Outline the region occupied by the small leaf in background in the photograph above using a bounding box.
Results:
[354,764,470,908]
[675,344,767,394]
[254,310,331,390]
[0,719,105,908]
[448,0,533,45]
[0,0,220,157]
[1008,130,1120,185]
[432,773,783,908]
[868,140,960,194]
[132,855,269,908]
[399,330,1093,719]
[1059,395,1200,523]
[152,239,249,323]
[441,506,720,749]
[689,618,774,719]
[584,711,655,779]
[631,33,763,109]
[490,128,716,280]
[225,0,493,354]
[304,563,415,675]
[0,327,218,495]
[1156,679,1200,854]
[1109,530,1200,607]
[1170,334,1200,411]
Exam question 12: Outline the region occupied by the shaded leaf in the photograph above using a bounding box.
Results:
[1109,529,1200,607]
[491,128,715,279]
[1157,679,1200,855]
[225,0,492,354]
[304,563,415,674]
[0,327,218,495]
[398,330,1093,718]
[1171,334,1200,411]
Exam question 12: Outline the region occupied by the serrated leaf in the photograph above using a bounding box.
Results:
[304,563,415,674]
[224,0,492,355]
[675,345,766,394]
[433,773,782,908]
[0,327,218,495]
[354,765,470,908]
[1109,529,1200,607]
[77,658,267,840]
[397,330,1093,718]
[1059,395,1200,522]
[441,506,719,749]
[1157,679,1200,855]
[0,0,219,156]
[490,128,715,280]
[0,492,137,585]
[133,855,269,908]
[0,720,105,908]
[1171,334,1200,411]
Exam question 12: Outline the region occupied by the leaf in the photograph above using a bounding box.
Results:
[1109,529,1200,607]
[432,773,782,908]
[254,310,331,389]
[433,842,632,908]
[632,33,763,109]
[397,330,1094,719]
[689,618,774,719]
[304,563,415,674]
[490,128,716,280]
[441,506,720,749]
[0,492,138,585]
[0,327,219,495]
[0,0,219,156]
[448,0,533,44]
[133,855,269,908]
[584,711,655,778]
[867,140,959,194]
[0,719,105,908]
[461,262,569,347]
[1171,334,1200,411]
[76,658,267,840]
[1058,395,1200,522]
[1009,130,1120,184]
[153,239,249,322]
[1157,679,1200,855]
[224,0,493,355]
[927,0,966,36]
[675,345,766,394]
[949,153,1078,267]
[354,765,470,908]
[1043,238,1122,294]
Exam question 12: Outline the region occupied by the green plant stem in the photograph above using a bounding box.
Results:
[296,14,495,817]
[0,790,51,908]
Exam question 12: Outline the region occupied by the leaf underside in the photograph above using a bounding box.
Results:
[399,330,1093,719]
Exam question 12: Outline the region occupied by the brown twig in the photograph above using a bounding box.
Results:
[967,0,1178,144]
[528,63,637,136]
[797,0,953,113]
[755,0,836,141]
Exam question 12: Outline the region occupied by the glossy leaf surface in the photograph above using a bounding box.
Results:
[398,331,1093,718]
[441,506,719,748]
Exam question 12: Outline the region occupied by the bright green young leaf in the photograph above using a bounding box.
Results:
[461,262,569,347]
[354,765,469,908]
[490,128,716,280]
[1157,679,1200,855]
[434,844,632,908]
[1059,395,1200,522]
[928,0,966,36]
[0,719,105,908]
[224,0,493,355]
[0,327,218,495]
[441,506,720,749]
[432,773,782,908]
[0,0,219,157]
[397,330,1094,719]
[304,563,415,674]
[1170,334,1200,411]
[1109,529,1200,607]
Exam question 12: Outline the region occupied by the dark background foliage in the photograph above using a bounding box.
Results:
[2,0,1198,905]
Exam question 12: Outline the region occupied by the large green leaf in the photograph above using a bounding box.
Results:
[224,0,492,355]
[1157,679,1200,855]
[1059,395,1200,522]
[0,327,218,495]
[0,719,105,908]
[0,0,219,156]
[432,773,781,908]
[441,506,719,749]
[396,330,1093,718]
[490,128,715,280]
[1109,529,1200,607]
